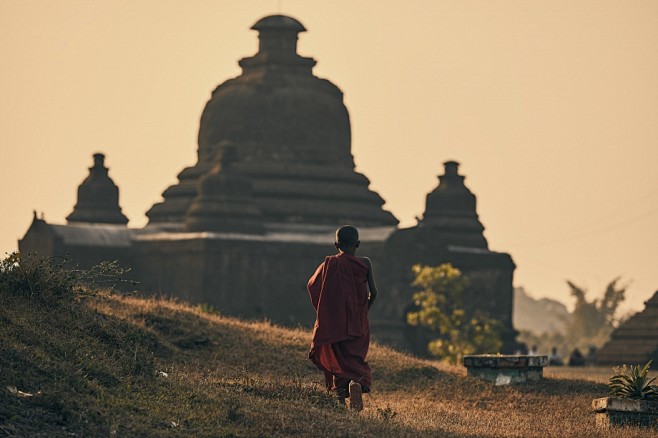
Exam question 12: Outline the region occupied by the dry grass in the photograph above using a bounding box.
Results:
[1,289,656,437]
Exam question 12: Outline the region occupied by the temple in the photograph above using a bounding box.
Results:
[66,153,128,225]
[145,15,396,230]
[19,15,521,354]
[595,291,658,365]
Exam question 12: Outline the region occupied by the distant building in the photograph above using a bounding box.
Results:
[19,15,521,354]
[595,290,658,366]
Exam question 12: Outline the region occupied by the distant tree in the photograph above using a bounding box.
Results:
[565,277,628,350]
[406,263,502,364]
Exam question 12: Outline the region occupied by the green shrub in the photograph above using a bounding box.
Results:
[0,252,132,301]
[608,360,658,400]
[406,263,502,364]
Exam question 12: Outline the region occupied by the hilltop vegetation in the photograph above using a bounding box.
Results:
[515,279,630,360]
[0,256,654,437]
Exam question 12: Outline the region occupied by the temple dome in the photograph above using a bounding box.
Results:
[147,15,397,228]
[251,15,306,33]
[198,14,350,168]
[67,153,128,225]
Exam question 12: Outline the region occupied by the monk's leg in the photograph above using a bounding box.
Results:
[331,337,372,393]
[334,376,350,404]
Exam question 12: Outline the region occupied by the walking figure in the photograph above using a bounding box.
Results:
[307,225,379,410]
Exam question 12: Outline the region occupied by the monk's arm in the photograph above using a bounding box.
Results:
[364,257,378,309]
[307,260,327,309]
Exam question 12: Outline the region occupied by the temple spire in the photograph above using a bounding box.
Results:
[184,145,265,234]
[420,160,487,248]
[238,14,316,72]
[66,153,129,225]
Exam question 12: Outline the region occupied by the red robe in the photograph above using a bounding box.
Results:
[307,253,371,392]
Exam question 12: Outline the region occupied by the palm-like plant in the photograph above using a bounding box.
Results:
[608,360,658,400]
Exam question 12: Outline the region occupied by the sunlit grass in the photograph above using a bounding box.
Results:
[1,289,655,437]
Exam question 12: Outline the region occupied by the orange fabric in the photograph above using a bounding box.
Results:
[307,253,371,392]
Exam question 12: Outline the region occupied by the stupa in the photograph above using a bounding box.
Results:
[66,153,128,225]
[146,15,397,230]
[378,161,519,351]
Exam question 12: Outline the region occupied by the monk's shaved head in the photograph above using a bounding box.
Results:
[335,225,359,249]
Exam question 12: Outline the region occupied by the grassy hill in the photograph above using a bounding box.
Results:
[0,260,654,437]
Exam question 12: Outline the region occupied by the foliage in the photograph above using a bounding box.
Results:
[406,263,502,364]
[195,302,222,316]
[608,361,658,400]
[565,277,628,351]
[519,278,629,358]
[376,404,398,422]
[0,251,133,301]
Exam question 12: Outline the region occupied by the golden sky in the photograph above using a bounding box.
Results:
[1,0,656,312]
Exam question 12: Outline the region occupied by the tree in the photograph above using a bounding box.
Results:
[406,263,502,364]
[565,277,628,350]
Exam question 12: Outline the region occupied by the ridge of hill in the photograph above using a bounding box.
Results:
[1,275,654,436]
[513,287,572,335]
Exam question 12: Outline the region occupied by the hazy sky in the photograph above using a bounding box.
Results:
[1,1,656,313]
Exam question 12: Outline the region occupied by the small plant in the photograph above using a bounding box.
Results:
[196,302,221,316]
[608,360,658,400]
[376,404,398,422]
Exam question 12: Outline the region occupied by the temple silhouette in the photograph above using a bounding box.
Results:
[19,15,521,354]
[595,290,658,365]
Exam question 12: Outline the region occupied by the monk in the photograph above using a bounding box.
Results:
[307,225,378,410]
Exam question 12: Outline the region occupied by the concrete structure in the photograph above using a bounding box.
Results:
[593,397,658,428]
[463,355,548,385]
[19,15,521,355]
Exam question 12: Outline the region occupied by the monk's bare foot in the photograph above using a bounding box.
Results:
[348,381,363,411]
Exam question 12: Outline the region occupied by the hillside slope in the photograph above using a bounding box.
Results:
[1,283,654,437]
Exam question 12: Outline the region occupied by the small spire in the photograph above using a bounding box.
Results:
[419,159,488,248]
[66,153,129,225]
[253,15,304,58]
[443,160,460,175]
[218,143,238,171]
[251,15,306,33]
[93,153,105,168]
[185,145,265,234]
[239,14,315,71]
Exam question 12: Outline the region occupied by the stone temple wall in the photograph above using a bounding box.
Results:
[131,233,387,327]
[19,219,520,355]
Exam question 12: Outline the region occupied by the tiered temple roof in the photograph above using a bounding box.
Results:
[66,153,128,225]
[146,15,397,231]
[596,291,658,365]
[184,146,265,234]
[420,161,488,248]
